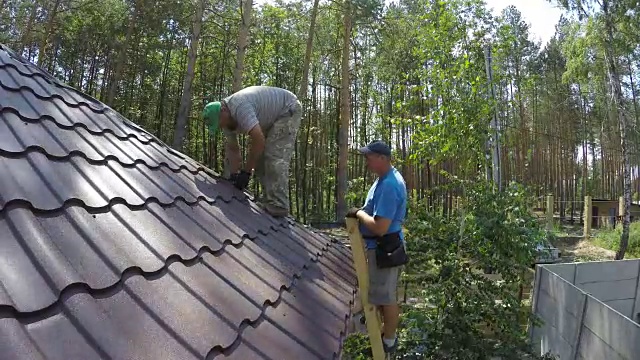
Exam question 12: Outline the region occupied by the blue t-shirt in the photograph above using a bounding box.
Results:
[359,167,407,249]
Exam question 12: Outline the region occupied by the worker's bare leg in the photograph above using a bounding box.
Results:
[381,304,400,339]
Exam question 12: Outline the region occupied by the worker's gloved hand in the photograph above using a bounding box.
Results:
[345,207,361,218]
[231,170,251,190]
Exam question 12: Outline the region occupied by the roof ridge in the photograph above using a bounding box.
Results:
[0,44,66,87]
[0,44,108,110]
[0,57,173,150]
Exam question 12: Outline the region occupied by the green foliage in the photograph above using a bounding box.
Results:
[401,180,546,359]
[406,0,495,174]
[342,332,373,359]
[344,180,551,359]
[593,222,640,258]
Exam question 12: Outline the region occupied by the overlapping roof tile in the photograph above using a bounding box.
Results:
[0,44,357,359]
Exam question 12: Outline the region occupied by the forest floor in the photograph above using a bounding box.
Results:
[549,222,631,262]
[553,235,616,262]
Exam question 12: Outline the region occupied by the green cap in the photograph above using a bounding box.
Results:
[202,101,221,135]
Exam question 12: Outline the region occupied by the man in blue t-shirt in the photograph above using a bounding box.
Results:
[345,140,407,354]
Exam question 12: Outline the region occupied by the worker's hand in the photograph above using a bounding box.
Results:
[346,207,361,218]
[232,170,251,190]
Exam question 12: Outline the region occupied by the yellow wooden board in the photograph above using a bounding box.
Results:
[346,218,386,360]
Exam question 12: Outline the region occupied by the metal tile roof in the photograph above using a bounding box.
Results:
[0,44,356,359]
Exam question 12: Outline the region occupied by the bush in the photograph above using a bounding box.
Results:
[593,222,640,258]
[344,179,551,359]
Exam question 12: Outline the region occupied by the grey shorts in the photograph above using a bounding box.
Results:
[367,249,401,305]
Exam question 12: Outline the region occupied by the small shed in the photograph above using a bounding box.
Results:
[590,198,640,229]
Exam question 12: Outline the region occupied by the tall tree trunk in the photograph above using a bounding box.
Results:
[107,0,140,106]
[601,0,632,259]
[298,0,320,99]
[37,0,61,68]
[20,0,39,51]
[233,0,253,92]
[223,0,253,178]
[579,84,587,221]
[628,56,639,126]
[336,0,351,221]
[173,0,206,150]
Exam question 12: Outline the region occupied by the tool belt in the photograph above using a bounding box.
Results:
[366,232,409,269]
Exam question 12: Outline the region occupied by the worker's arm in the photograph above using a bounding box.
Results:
[356,186,398,236]
[356,212,392,237]
[225,134,242,174]
[244,124,265,172]
[234,104,264,173]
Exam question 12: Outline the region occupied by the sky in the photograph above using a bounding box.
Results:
[484,0,565,46]
[253,0,566,47]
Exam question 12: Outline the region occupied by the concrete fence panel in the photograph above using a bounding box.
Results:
[579,296,640,360]
[530,267,587,359]
[531,262,640,360]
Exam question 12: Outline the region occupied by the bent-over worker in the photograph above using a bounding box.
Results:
[202,86,302,218]
[346,140,408,354]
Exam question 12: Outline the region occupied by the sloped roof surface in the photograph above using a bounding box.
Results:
[0,44,357,360]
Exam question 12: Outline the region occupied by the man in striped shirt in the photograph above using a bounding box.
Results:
[202,86,302,218]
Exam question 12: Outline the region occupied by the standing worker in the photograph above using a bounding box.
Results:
[346,140,408,354]
[202,86,302,218]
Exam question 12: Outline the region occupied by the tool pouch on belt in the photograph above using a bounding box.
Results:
[375,232,409,269]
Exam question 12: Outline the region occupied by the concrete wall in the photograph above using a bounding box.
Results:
[529,261,640,360]
[548,260,640,320]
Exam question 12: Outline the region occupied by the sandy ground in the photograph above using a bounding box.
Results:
[552,235,616,262]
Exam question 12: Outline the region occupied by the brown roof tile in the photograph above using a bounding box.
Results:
[0,44,356,359]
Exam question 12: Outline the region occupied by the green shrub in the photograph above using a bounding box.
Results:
[593,222,640,258]
[343,179,551,360]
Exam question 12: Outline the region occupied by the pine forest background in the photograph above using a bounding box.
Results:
[3,0,640,225]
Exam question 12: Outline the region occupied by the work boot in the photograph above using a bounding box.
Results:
[263,203,289,218]
[381,335,398,354]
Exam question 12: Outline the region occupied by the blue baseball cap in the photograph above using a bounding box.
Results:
[359,140,391,156]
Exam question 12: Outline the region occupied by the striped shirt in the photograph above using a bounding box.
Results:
[222,86,298,137]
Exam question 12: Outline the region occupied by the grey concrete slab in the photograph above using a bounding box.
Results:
[576,327,625,360]
[574,259,639,285]
[532,262,640,360]
[632,264,640,324]
[536,290,582,342]
[578,279,638,302]
[581,296,640,360]
[545,263,577,284]
[531,321,574,360]
[539,268,586,318]
[603,299,634,319]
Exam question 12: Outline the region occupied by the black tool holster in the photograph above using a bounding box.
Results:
[374,232,409,269]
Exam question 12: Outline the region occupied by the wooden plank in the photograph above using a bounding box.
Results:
[546,195,554,231]
[345,218,386,360]
[619,196,624,229]
[584,196,592,238]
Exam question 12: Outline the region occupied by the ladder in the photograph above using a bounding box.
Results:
[345,218,387,360]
